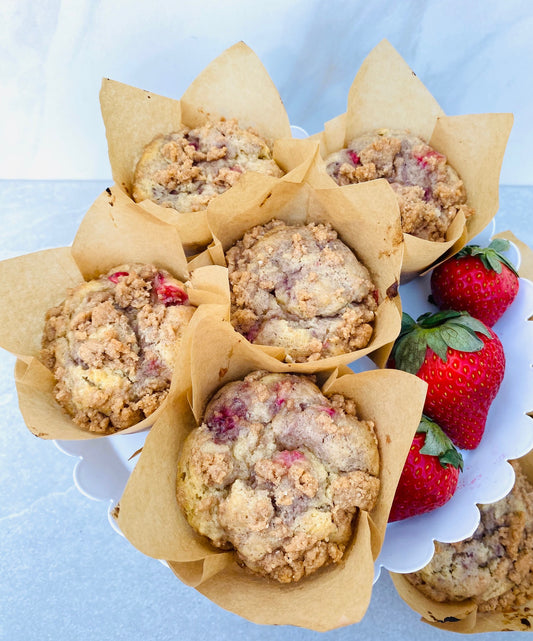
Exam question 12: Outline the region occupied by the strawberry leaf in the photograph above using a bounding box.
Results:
[426,331,449,362]
[448,314,492,339]
[440,448,464,471]
[486,252,503,274]
[489,238,510,254]
[394,331,428,375]
[400,312,417,337]
[418,310,463,328]
[439,324,485,352]
[417,416,464,471]
[457,239,519,276]
[391,311,493,372]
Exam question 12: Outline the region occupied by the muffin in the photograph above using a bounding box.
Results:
[132,119,283,213]
[226,219,378,363]
[176,371,381,583]
[41,264,195,433]
[325,129,474,241]
[405,461,533,613]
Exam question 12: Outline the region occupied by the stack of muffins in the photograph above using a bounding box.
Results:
[0,40,527,631]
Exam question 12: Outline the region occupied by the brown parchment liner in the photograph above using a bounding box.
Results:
[0,186,228,440]
[117,313,428,631]
[304,39,513,278]
[100,41,313,251]
[189,175,403,372]
[391,233,533,632]
[390,450,533,634]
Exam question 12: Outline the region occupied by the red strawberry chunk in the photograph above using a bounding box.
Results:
[348,150,360,165]
[143,357,162,377]
[108,271,129,283]
[206,398,247,443]
[153,272,188,306]
[413,149,445,168]
[274,450,305,467]
[318,406,336,417]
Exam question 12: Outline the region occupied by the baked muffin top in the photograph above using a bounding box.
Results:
[325,129,474,241]
[42,264,195,433]
[176,371,380,583]
[132,119,283,213]
[227,219,377,362]
[405,460,533,613]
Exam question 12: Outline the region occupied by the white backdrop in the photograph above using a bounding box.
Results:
[1,0,532,183]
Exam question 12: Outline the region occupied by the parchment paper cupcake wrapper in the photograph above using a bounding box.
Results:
[117,318,428,631]
[0,186,228,440]
[188,175,404,372]
[100,41,314,251]
[390,234,533,633]
[300,39,513,277]
[390,451,533,634]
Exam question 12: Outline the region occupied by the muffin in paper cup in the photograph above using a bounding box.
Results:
[116,317,427,630]
[304,39,513,278]
[0,186,228,440]
[100,41,313,252]
[189,175,403,372]
[390,451,533,634]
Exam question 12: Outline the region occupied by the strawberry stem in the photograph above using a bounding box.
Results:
[392,311,492,374]
[457,239,519,276]
[418,416,464,470]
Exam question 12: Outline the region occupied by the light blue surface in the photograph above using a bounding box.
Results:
[0,181,532,640]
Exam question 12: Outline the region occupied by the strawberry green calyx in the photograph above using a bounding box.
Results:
[456,239,519,276]
[392,310,492,375]
[417,416,463,471]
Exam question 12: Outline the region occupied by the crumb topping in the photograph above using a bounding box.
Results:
[132,119,283,213]
[41,264,195,433]
[325,129,474,241]
[176,371,380,583]
[226,219,377,362]
[405,461,533,612]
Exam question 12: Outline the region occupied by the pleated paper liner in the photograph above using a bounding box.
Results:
[390,450,533,634]
[188,175,404,372]
[302,39,513,278]
[100,42,315,252]
[390,233,533,633]
[117,316,427,631]
[0,186,228,440]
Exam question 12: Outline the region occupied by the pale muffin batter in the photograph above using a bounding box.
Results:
[133,119,283,213]
[42,264,195,433]
[227,220,377,362]
[177,371,380,583]
[325,129,473,241]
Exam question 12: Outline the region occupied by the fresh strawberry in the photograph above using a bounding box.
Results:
[389,415,463,522]
[390,310,505,449]
[430,239,519,327]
